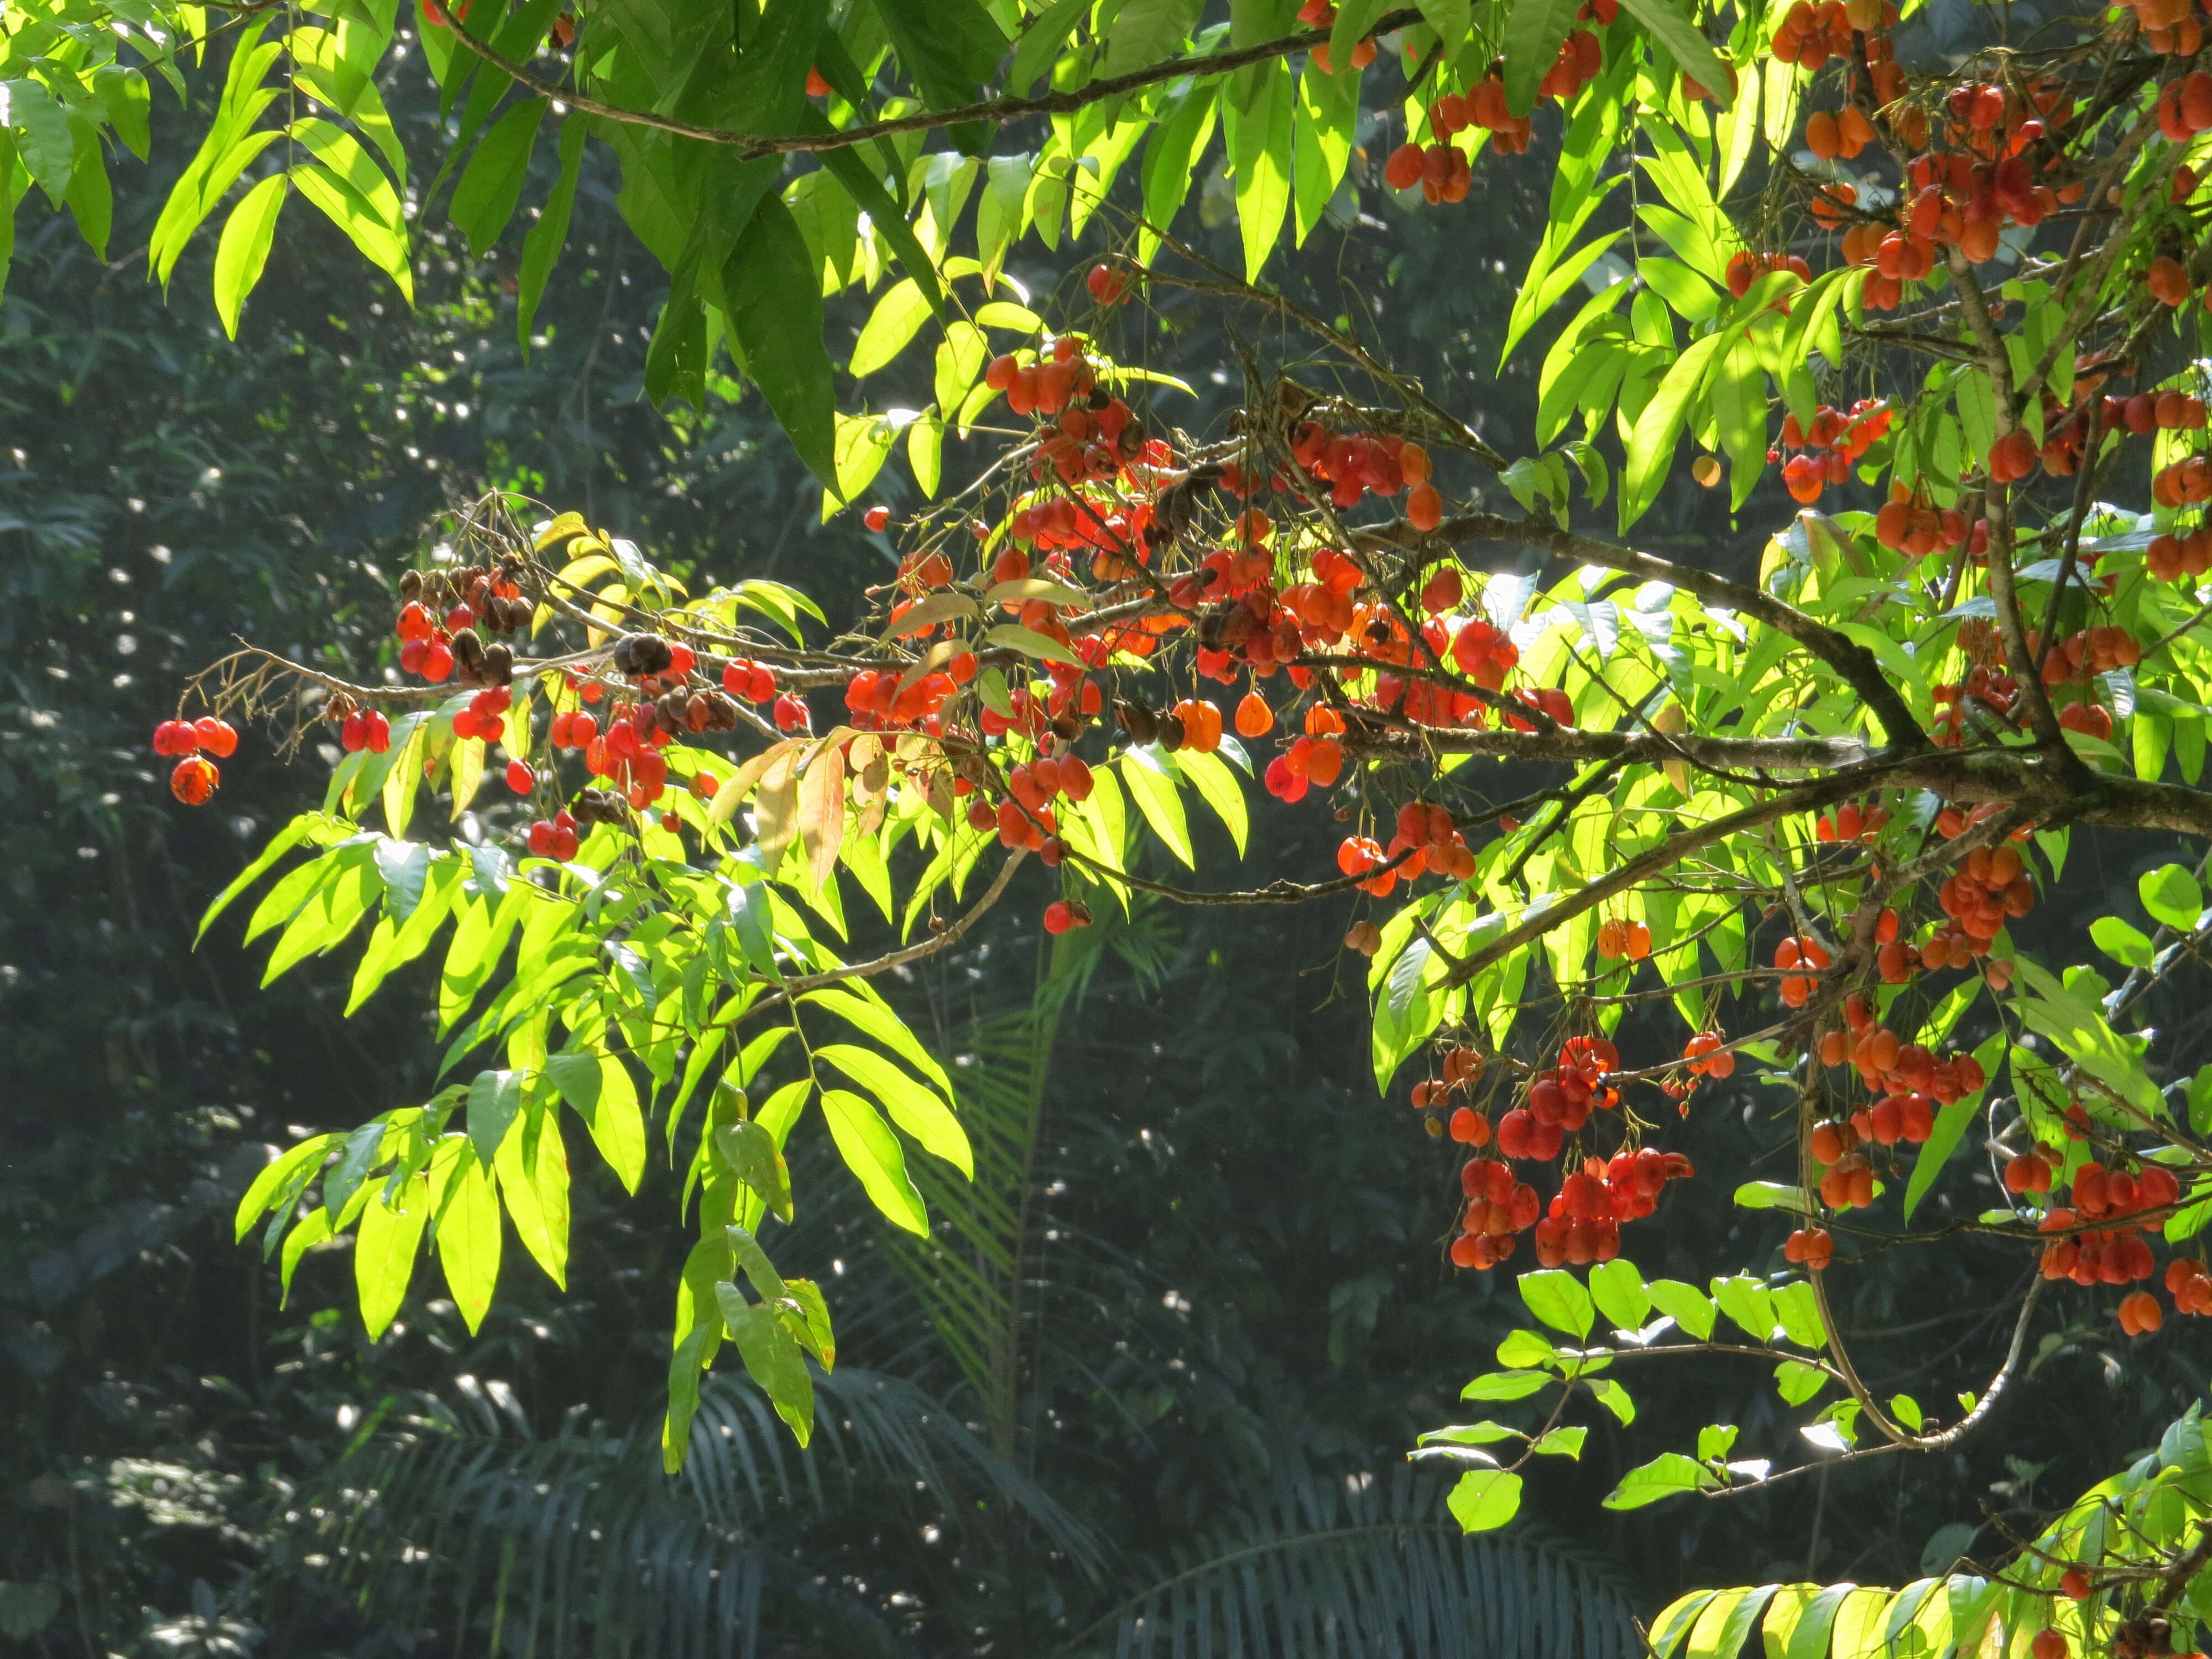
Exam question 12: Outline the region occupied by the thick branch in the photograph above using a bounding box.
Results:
[1381,514,1931,750]
[443,11,1421,159]
[1342,724,1874,772]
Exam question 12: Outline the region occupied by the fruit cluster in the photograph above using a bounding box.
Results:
[1775,401,1892,504]
[153,715,239,805]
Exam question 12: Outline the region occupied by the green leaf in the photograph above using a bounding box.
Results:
[1648,1277,1717,1339]
[1772,1280,1826,1347]
[820,1087,928,1234]
[1447,1468,1524,1531]
[518,113,587,355]
[2,77,76,202]
[718,1292,816,1444]
[449,96,546,256]
[802,985,955,1099]
[546,1052,645,1193]
[984,622,1084,667]
[1617,0,1732,106]
[354,1172,430,1339]
[199,816,318,943]
[1291,49,1356,243]
[1588,1378,1636,1423]
[466,1068,524,1166]
[717,1119,795,1223]
[721,195,837,489]
[1104,0,1202,78]
[1496,1327,1558,1367]
[1519,1268,1595,1339]
[1010,0,1087,92]
[1460,1369,1552,1400]
[933,320,989,418]
[209,169,286,337]
[1602,1451,1719,1509]
[868,0,1008,114]
[1590,1258,1651,1329]
[286,118,413,300]
[1711,1274,1777,1342]
[1223,55,1292,282]
[1171,747,1248,855]
[1419,1420,1526,1446]
[1503,0,1581,116]
[815,1043,972,1176]
[2142,863,2204,931]
[1733,1180,1812,1212]
[849,276,932,377]
[1118,748,1196,868]
[1775,1359,1828,1404]
[1138,73,1219,265]
[233,1134,339,1241]
[1532,1426,1588,1459]
[494,1103,569,1290]
[431,1142,502,1335]
[1622,330,1725,530]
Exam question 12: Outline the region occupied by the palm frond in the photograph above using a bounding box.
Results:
[1058,1464,1645,1659]
[289,1365,1102,1657]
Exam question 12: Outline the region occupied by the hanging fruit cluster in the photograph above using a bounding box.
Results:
[1773,400,1892,504]
[153,714,239,805]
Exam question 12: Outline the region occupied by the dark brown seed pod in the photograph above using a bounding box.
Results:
[1115,700,1159,745]
[452,628,488,686]
[399,570,424,601]
[482,642,513,685]
[611,633,673,677]
[705,691,740,732]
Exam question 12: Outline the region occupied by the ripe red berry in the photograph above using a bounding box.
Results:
[194,716,238,757]
[170,755,220,805]
[505,760,535,794]
[363,711,391,753]
[864,505,891,532]
[341,711,369,752]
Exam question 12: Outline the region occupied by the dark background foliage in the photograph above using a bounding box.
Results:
[3,39,2206,1657]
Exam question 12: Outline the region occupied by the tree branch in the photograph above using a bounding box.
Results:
[1375,514,1932,750]
[441,10,1423,160]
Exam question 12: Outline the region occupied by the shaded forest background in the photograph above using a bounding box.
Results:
[4,34,2208,1656]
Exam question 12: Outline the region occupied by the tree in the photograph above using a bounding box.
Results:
[34,0,2212,1638]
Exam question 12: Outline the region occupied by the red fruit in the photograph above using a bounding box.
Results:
[864,505,891,532]
[363,711,391,753]
[1043,900,1087,935]
[153,718,197,755]
[805,65,831,96]
[422,638,455,682]
[194,716,239,757]
[2060,1571,2090,1601]
[1087,263,1129,305]
[170,755,220,805]
[1384,142,1426,192]
[505,760,535,794]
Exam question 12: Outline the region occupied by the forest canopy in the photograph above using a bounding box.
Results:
[17,0,2212,1648]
